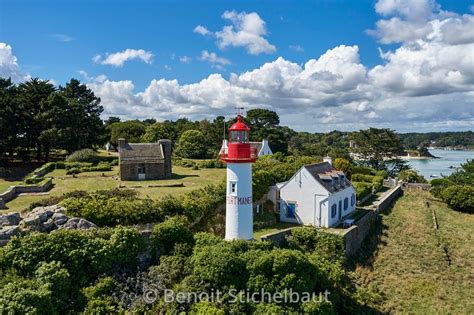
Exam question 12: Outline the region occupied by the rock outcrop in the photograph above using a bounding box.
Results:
[0,205,97,246]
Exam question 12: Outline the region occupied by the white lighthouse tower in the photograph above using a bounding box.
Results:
[220,115,257,240]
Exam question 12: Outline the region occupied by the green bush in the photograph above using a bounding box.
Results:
[55,161,66,169]
[353,181,372,200]
[351,174,374,182]
[66,168,81,175]
[63,194,162,226]
[25,177,45,184]
[352,165,374,175]
[191,243,247,290]
[399,169,427,183]
[0,227,145,311]
[66,149,99,163]
[151,216,194,256]
[246,248,319,294]
[65,162,94,170]
[286,227,319,252]
[375,170,388,178]
[441,185,474,213]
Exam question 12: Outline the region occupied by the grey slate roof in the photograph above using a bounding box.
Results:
[304,162,351,193]
[119,143,164,163]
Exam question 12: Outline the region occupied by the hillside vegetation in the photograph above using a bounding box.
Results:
[352,191,474,313]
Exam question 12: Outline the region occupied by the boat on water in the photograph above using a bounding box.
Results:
[430,174,440,178]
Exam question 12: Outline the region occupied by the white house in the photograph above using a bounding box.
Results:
[271,160,356,228]
[220,139,272,157]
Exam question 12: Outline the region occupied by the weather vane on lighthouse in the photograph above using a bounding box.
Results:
[219,110,256,240]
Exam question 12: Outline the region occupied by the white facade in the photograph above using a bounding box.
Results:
[256,139,273,156]
[225,163,253,240]
[275,163,356,228]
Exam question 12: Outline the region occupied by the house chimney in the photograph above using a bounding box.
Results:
[158,139,172,178]
[118,138,126,152]
[323,156,332,165]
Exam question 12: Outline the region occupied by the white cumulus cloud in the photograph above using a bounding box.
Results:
[199,50,231,70]
[0,43,26,82]
[194,11,276,55]
[93,48,154,67]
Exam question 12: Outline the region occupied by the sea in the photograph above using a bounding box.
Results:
[404,149,473,179]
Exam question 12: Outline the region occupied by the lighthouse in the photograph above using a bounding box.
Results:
[220,115,257,240]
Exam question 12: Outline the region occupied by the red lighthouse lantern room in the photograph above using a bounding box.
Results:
[220,115,257,163]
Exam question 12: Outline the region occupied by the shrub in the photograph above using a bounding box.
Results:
[286,227,319,252]
[246,248,319,294]
[55,161,66,169]
[352,165,374,175]
[151,216,194,256]
[333,158,352,178]
[353,181,372,200]
[63,195,161,226]
[65,162,93,169]
[375,170,388,178]
[0,227,145,311]
[351,174,374,183]
[430,178,451,198]
[399,169,427,183]
[441,185,474,213]
[191,243,247,290]
[66,168,81,175]
[66,149,99,163]
[25,177,45,184]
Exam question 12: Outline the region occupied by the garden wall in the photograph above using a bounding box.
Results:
[375,184,402,213]
[342,210,377,257]
[260,227,294,246]
[0,178,53,209]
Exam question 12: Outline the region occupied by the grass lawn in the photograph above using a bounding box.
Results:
[3,165,225,213]
[120,166,225,199]
[0,179,22,193]
[352,190,474,313]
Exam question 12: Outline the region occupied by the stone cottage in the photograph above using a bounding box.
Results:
[118,138,172,181]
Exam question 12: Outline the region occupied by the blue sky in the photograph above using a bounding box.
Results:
[1,0,474,132]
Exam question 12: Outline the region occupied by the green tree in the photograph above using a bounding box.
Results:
[108,120,146,147]
[333,158,353,178]
[59,79,105,152]
[16,78,55,159]
[175,129,207,158]
[246,109,280,129]
[351,128,407,174]
[0,78,19,158]
[141,122,177,143]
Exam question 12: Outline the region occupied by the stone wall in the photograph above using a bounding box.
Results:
[120,162,166,181]
[0,178,53,209]
[342,210,377,257]
[375,184,402,213]
[260,228,294,246]
[343,184,402,257]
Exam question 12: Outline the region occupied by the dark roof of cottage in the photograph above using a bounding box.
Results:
[304,162,351,193]
[119,143,165,163]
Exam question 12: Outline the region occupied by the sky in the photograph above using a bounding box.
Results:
[1,0,473,133]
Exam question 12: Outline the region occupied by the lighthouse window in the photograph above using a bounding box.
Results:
[230,131,248,142]
[230,181,237,194]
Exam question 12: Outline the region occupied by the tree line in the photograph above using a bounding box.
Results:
[0,78,105,161]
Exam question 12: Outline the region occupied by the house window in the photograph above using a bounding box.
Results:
[331,204,337,218]
[286,202,296,219]
[351,194,356,206]
[137,164,146,174]
[230,181,237,195]
[344,197,349,210]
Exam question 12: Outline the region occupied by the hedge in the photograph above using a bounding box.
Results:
[352,166,374,175]
[353,181,372,200]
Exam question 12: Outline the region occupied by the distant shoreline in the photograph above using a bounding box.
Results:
[398,156,436,160]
